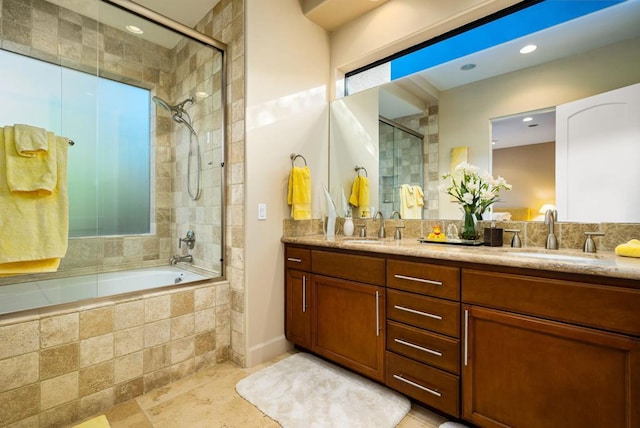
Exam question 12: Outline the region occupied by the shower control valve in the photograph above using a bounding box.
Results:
[179,230,196,250]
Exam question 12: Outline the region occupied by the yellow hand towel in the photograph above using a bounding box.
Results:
[615,239,640,258]
[14,123,48,156]
[358,176,370,212]
[349,176,360,207]
[414,185,425,207]
[4,126,57,196]
[287,166,311,220]
[0,130,69,272]
[73,415,111,428]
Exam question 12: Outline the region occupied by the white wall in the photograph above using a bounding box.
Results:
[245,0,330,366]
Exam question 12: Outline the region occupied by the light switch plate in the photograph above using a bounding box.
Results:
[258,203,267,220]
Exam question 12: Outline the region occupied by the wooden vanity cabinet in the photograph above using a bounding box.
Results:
[284,246,311,348]
[462,269,640,428]
[284,245,386,382]
[385,258,462,417]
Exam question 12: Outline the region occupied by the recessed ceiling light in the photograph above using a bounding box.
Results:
[195,91,209,99]
[522,117,533,122]
[520,44,537,54]
[460,63,476,71]
[125,25,144,35]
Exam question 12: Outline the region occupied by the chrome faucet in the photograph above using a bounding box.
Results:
[390,211,404,240]
[544,209,558,250]
[374,211,386,238]
[179,230,196,250]
[170,254,193,265]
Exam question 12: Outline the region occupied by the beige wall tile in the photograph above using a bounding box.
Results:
[79,388,114,421]
[143,344,171,374]
[195,331,216,356]
[170,358,194,381]
[0,384,39,426]
[171,314,195,340]
[194,308,216,333]
[79,361,114,397]
[0,352,39,393]
[114,326,144,357]
[41,313,79,348]
[80,333,114,367]
[40,343,79,380]
[115,377,143,404]
[39,401,79,428]
[6,415,38,427]
[145,295,171,322]
[144,319,171,348]
[114,352,143,384]
[0,321,39,359]
[171,337,194,364]
[40,372,78,410]
[195,287,216,310]
[171,290,194,317]
[114,300,145,330]
[143,367,171,393]
[80,307,114,339]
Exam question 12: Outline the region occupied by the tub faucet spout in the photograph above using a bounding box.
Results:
[170,254,193,265]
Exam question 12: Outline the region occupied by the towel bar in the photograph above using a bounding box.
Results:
[355,166,368,177]
[68,139,75,146]
[290,153,307,167]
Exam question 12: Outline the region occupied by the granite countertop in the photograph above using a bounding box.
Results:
[282,235,640,282]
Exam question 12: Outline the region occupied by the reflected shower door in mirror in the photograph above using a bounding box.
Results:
[331,0,640,223]
[0,0,225,280]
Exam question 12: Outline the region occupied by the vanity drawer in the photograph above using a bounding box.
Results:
[387,259,460,300]
[462,269,640,336]
[387,320,460,374]
[311,250,385,286]
[386,351,459,417]
[286,246,311,271]
[387,289,460,337]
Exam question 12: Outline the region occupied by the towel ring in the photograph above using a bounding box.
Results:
[290,153,307,167]
[355,166,368,177]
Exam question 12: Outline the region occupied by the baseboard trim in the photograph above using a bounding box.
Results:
[246,335,292,367]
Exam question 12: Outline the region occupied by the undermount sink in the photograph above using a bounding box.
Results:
[507,251,602,264]
[342,238,385,245]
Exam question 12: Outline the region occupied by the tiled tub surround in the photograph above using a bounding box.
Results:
[0,279,230,427]
[284,218,640,253]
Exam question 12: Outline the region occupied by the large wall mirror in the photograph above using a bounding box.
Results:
[329,0,640,223]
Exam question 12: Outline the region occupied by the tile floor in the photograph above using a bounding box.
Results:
[88,351,450,428]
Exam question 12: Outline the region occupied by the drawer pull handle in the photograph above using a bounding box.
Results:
[394,274,442,286]
[393,374,442,397]
[287,257,302,263]
[302,275,307,313]
[394,338,442,357]
[394,305,443,320]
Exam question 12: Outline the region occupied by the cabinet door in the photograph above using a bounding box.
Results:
[285,269,310,348]
[462,305,640,428]
[311,275,385,381]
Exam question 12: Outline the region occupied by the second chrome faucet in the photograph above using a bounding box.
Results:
[544,209,558,250]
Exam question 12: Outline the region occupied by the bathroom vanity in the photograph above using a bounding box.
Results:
[283,237,640,428]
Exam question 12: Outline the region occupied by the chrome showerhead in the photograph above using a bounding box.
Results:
[152,96,196,135]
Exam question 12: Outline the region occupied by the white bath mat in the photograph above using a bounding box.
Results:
[236,352,411,428]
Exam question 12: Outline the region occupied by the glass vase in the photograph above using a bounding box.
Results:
[460,209,479,240]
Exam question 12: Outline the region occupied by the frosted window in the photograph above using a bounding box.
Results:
[0,50,151,236]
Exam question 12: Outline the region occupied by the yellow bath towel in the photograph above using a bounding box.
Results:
[349,176,370,215]
[0,259,61,277]
[287,166,311,220]
[615,239,640,258]
[4,126,57,195]
[14,123,48,156]
[400,185,424,219]
[0,128,69,273]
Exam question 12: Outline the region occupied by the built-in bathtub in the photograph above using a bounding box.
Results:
[0,265,214,316]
